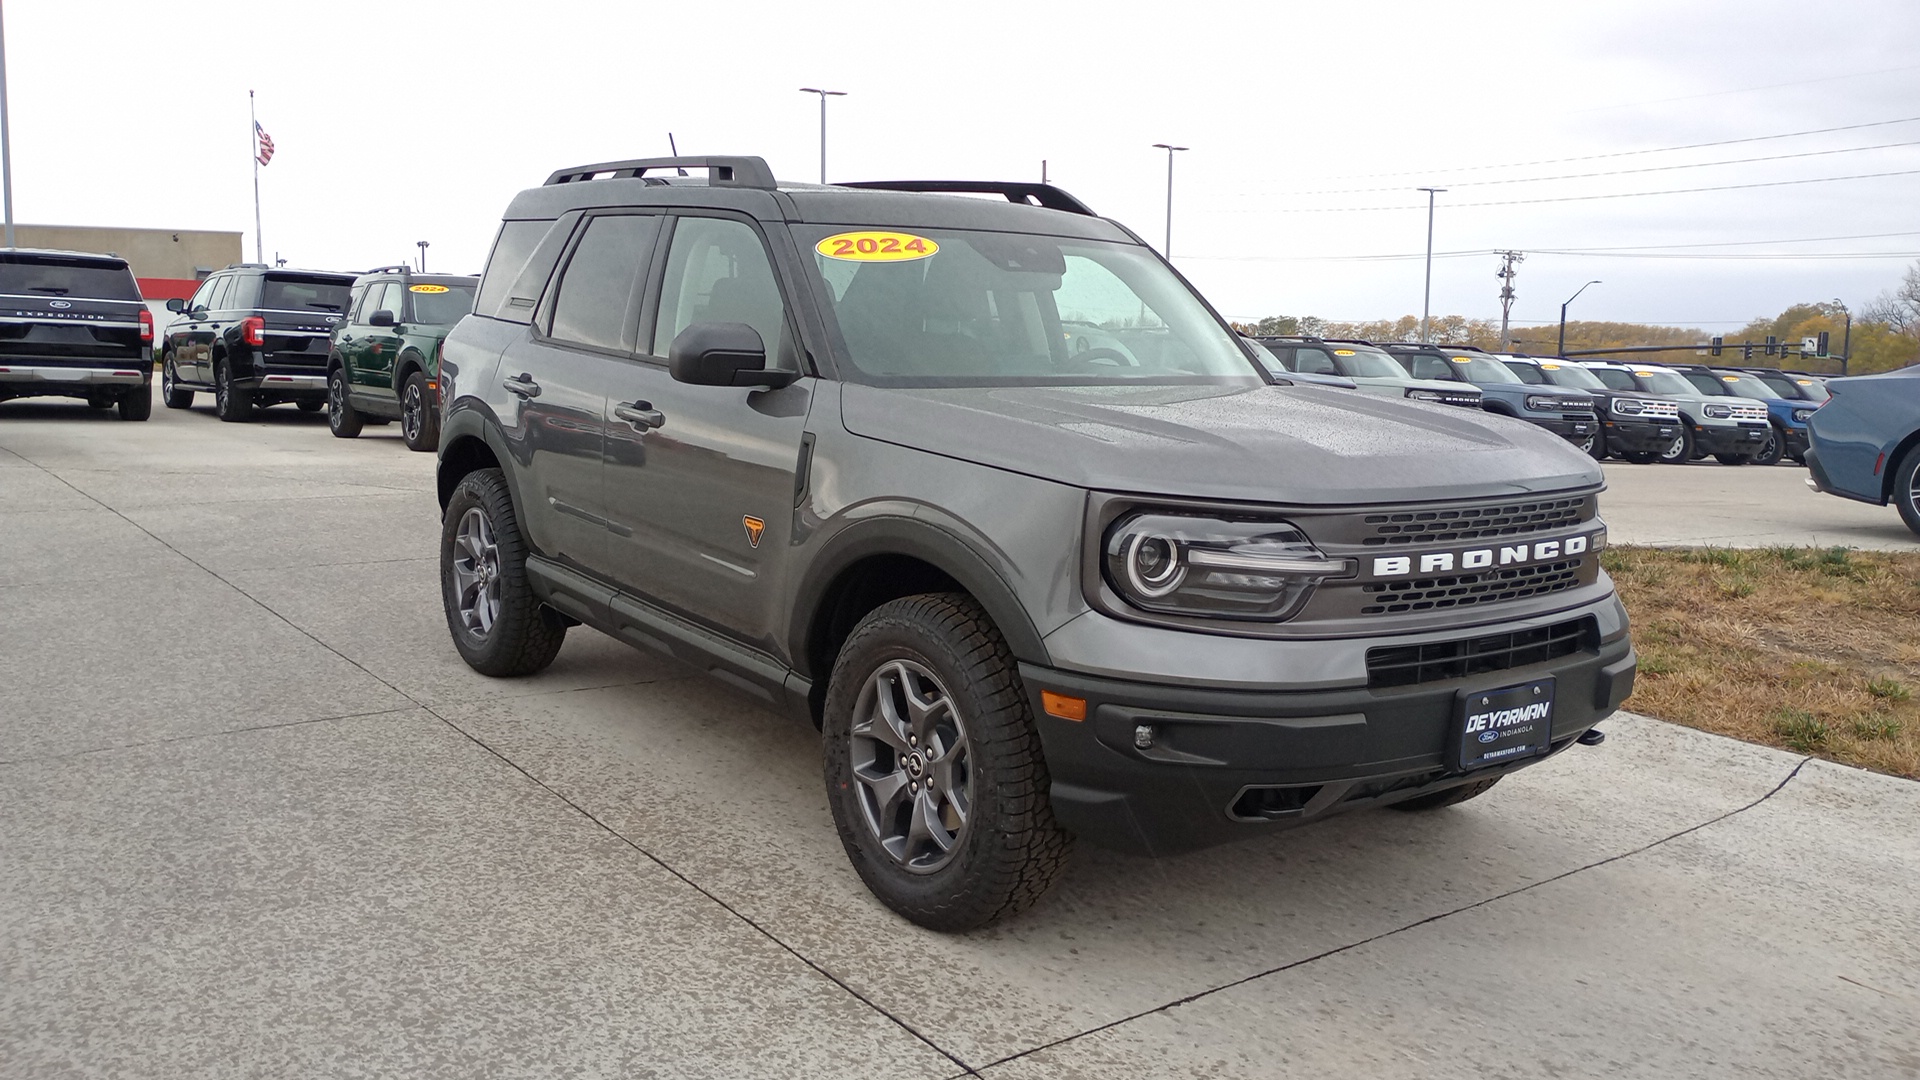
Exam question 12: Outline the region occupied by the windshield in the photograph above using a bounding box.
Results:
[1334,348,1412,379]
[1637,370,1697,396]
[802,226,1260,386]
[260,275,352,313]
[1716,373,1779,398]
[1535,362,1607,390]
[1448,354,1523,384]
[407,284,477,325]
[1244,339,1287,376]
[0,254,140,300]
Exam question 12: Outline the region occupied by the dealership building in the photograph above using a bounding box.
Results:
[9,223,243,324]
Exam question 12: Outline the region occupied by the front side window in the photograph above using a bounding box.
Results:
[1290,347,1337,375]
[205,276,235,311]
[653,216,789,366]
[1590,367,1636,391]
[1682,372,1725,396]
[1535,362,1607,390]
[549,214,660,352]
[1503,362,1547,384]
[800,225,1258,386]
[186,278,217,313]
[1445,354,1523,384]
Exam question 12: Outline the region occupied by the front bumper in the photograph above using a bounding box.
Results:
[1023,618,1635,855]
[1693,421,1768,456]
[1524,414,1600,444]
[1782,426,1809,458]
[0,364,149,388]
[1602,417,1680,452]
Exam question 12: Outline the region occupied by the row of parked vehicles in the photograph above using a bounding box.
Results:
[1251,335,1830,467]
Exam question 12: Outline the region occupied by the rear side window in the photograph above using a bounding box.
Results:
[548,215,661,352]
[0,253,141,301]
[475,220,552,321]
[261,274,351,314]
[346,283,371,322]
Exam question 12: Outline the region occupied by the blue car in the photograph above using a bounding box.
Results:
[1805,366,1920,536]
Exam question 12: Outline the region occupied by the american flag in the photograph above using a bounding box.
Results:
[254,121,275,166]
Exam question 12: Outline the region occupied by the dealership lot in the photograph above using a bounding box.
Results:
[2,392,1916,1078]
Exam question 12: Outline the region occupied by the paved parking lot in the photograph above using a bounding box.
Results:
[3,388,1917,1078]
[1602,457,1916,550]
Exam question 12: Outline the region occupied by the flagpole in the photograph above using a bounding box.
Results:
[249,90,262,263]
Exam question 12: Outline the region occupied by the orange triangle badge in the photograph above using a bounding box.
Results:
[742,516,766,549]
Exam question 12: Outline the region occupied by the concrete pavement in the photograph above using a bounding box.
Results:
[2,389,1916,1078]
[1601,458,1916,550]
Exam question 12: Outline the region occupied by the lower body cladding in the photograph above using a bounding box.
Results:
[1602,417,1680,454]
[1526,413,1600,445]
[1781,425,1809,460]
[0,363,149,400]
[1023,600,1634,855]
[1694,421,1768,458]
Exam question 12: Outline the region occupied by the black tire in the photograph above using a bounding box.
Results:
[823,593,1072,931]
[117,386,152,421]
[400,369,440,452]
[1578,428,1606,460]
[1389,776,1502,812]
[1892,446,1920,538]
[1713,453,1750,465]
[296,399,323,413]
[1789,451,1807,466]
[1752,424,1785,466]
[1621,451,1659,464]
[161,355,194,409]
[440,468,567,677]
[327,366,363,439]
[1657,427,1694,464]
[87,397,112,410]
[213,359,253,422]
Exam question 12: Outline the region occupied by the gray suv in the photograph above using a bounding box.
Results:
[435,156,1636,930]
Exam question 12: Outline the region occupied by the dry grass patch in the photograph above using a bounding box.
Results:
[1605,545,1920,779]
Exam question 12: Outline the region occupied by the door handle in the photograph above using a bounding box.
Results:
[615,400,665,430]
[502,373,541,398]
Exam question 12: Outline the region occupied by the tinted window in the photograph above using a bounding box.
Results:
[655,216,789,366]
[1292,348,1337,375]
[1682,372,1724,395]
[405,284,476,325]
[549,214,660,352]
[1638,370,1697,396]
[0,253,141,300]
[475,220,551,320]
[205,276,235,311]
[1260,345,1297,371]
[1590,368,1636,391]
[186,278,217,313]
[346,283,371,322]
[1504,362,1546,384]
[367,282,401,319]
[260,274,351,314]
[1407,355,1453,380]
[1535,362,1607,390]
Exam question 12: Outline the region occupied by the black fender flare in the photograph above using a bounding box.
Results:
[395,349,428,389]
[787,512,1051,679]
[435,404,526,516]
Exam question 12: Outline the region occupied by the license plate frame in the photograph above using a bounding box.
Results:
[1453,677,1556,772]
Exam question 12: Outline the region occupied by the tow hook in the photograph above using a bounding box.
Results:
[1577,728,1606,746]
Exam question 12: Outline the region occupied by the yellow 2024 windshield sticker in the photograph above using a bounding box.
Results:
[816,231,938,262]
[409,284,450,293]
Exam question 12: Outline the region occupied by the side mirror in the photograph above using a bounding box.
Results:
[368,310,397,327]
[668,322,795,388]
[165,297,186,313]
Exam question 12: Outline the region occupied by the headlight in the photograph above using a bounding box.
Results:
[1792,408,1813,423]
[1406,388,1446,402]
[1610,397,1645,416]
[1526,394,1571,411]
[1103,513,1354,621]
[1702,403,1733,419]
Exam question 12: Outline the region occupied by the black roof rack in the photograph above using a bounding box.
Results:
[544,155,776,189]
[1253,334,1327,343]
[224,262,269,270]
[837,180,1096,216]
[364,264,412,276]
[1376,341,1490,353]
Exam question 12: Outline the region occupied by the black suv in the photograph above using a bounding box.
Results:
[0,249,153,420]
[161,264,356,421]
[1382,342,1602,452]
[325,267,479,450]
[435,156,1633,930]
[1497,355,1681,463]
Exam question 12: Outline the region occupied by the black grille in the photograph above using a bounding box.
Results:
[1360,559,1584,615]
[1366,617,1595,689]
[1362,497,1588,546]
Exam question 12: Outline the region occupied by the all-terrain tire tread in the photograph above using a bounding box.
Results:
[442,468,567,677]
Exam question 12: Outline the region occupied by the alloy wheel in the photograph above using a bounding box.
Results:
[450,506,502,638]
[402,382,423,443]
[849,658,973,874]
[162,361,176,399]
[328,375,346,426]
[214,364,228,410]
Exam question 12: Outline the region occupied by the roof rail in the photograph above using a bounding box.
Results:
[837,180,1096,216]
[544,155,776,188]
[364,264,412,276]
[224,262,269,270]
[1254,334,1327,343]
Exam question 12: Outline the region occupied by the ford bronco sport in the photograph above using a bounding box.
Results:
[434,156,1636,930]
[326,266,479,450]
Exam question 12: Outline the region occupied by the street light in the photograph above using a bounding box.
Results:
[1558,280,1602,357]
[416,240,429,273]
[1152,143,1188,258]
[1417,187,1445,342]
[0,0,15,249]
[799,88,847,184]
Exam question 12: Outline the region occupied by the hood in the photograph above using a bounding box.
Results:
[841,382,1601,505]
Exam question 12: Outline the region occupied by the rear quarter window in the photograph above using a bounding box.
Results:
[0,254,141,301]
[476,219,567,323]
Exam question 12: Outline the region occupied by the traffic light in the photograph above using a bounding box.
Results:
[1765,335,1778,357]
[1743,343,1753,361]
[1710,336,1723,356]
[1817,331,1830,358]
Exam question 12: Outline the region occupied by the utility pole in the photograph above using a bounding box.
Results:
[1418,188,1445,342]
[1152,143,1189,257]
[1495,250,1524,351]
[798,88,846,184]
[0,0,13,249]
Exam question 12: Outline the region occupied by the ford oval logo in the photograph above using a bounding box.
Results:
[1477,730,1500,744]
[48,300,71,309]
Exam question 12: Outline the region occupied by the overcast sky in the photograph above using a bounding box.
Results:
[8,0,1920,335]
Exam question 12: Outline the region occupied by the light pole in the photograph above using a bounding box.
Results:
[1558,280,1602,357]
[799,88,846,184]
[1152,143,1188,257]
[0,0,14,249]
[416,240,429,273]
[1417,187,1445,342]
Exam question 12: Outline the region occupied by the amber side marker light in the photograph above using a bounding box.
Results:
[1041,691,1087,721]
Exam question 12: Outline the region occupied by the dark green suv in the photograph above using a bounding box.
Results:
[326,267,477,450]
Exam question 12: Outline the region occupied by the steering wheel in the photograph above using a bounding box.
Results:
[1066,346,1136,367]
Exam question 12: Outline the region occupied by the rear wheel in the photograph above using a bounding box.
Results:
[213,359,252,422]
[823,593,1072,931]
[440,468,567,676]
[327,366,363,439]
[1893,447,1920,538]
[1753,424,1785,466]
[1657,427,1693,464]
[296,399,323,413]
[161,355,193,409]
[1390,776,1502,811]
[401,370,439,452]
[117,386,151,421]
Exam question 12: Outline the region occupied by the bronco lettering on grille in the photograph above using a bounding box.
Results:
[1370,531,1600,578]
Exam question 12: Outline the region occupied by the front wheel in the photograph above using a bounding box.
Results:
[161,357,194,409]
[1578,428,1605,460]
[400,369,439,452]
[327,366,363,438]
[1892,447,1920,538]
[440,468,567,676]
[1657,427,1694,464]
[1621,451,1659,464]
[1753,424,1785,466]
[213,360,253,422]
[823,593,1072,931]
[1714,453,1751,466]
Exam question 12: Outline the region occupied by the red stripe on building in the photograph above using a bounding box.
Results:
[136,277,200,301]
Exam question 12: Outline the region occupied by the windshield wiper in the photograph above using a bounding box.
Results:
[29,287,71,295]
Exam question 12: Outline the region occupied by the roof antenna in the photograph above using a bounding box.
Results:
[667,133,688,176]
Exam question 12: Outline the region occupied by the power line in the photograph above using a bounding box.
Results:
[1240,167,1920,214]
[1182,230,1920,264]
